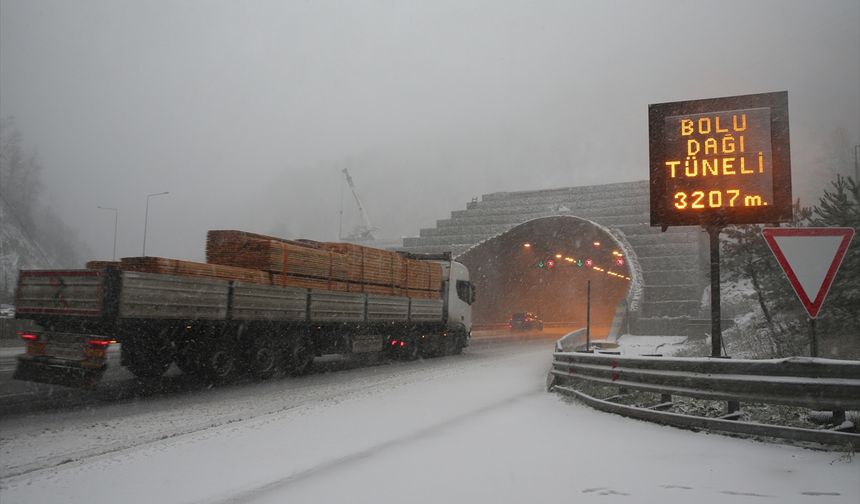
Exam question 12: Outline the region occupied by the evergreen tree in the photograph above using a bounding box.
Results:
[809,176,860,356]
[722,204,812,356]
[0,116,43,231]
[722,176,860,359]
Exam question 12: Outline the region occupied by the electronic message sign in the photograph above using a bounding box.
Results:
[649,92,792,228]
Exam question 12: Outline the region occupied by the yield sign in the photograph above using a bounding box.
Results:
[761,227,855,318]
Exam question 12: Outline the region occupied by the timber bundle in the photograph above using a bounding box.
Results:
[86,230,442,299]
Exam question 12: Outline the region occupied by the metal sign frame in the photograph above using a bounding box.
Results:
[649,91,792,228]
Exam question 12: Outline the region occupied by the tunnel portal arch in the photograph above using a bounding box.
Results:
[456,216,641,338]
[401,181,708,336]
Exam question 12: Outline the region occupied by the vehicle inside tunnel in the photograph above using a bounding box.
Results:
[457,216,632,338]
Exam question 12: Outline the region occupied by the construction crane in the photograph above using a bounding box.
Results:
[340,168,377,242]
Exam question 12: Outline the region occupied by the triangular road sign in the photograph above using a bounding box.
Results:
[761,227,855,319]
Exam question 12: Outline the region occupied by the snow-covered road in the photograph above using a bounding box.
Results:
[1,337,857,504]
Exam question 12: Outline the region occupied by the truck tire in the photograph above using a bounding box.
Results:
[442,333,458,356]
[175,341,204,377]
[451,333,465,355]
[286,337,314,376]
[126,354,172,380]
[418,335,436,359]
[402,335,420,361]
[249,335,278,380]
[122,331,174,380]
[202,343,237,383]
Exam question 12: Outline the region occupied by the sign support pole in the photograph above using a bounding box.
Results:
[586,280,591,352]
[809,318,817,358]
[707,225,724,358]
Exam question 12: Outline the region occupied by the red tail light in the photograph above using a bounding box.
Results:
[87,339,113,348]
[17,332,39,341]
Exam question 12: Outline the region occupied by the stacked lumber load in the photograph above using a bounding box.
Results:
[206,230,349,281]
[401,258,443,298]
[319,242,402,294]
[119,256,275,285]
[319,242,442,299]
[118,256,350,292]
[98,231,442,299]
[85,261,121,270]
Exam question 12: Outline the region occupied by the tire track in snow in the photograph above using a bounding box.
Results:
[209,387,544,504]
[1,341,553,483]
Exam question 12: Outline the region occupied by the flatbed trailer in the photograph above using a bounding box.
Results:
[13,260,474,387]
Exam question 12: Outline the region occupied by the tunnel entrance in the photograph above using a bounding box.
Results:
[457,216,632,338]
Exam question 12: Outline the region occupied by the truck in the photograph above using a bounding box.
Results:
[12,249,475,388]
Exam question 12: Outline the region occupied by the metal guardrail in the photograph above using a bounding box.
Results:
[548,351,860,447]
[554,328,586,352]
[472,322,579,331]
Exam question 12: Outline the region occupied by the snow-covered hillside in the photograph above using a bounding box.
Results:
[0,196,57,302]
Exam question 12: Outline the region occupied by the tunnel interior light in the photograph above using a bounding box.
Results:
[555,253,562,259]
[523,243,532,248]
[565,257,574,263]
[593,241,601,247]
[612,250,623,257]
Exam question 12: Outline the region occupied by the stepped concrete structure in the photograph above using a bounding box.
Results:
[400,180,709,336]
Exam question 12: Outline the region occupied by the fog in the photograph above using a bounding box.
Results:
[1,0,858,263]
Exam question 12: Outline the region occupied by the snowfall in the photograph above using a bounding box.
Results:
[0,335,857,504]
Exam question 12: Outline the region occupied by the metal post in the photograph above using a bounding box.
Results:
[586,280,591,352]
[809,318,817,358]
[727,400,740,415]
[143,192,169,256]
[832,409,846,425]
[338,171,344,240]
[143,201,149,256]
[112,209,117,261]
[708,225,723,357]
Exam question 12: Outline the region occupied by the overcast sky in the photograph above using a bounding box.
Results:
[1,0,858,262]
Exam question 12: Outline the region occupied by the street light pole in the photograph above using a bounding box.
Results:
[97,206,118,261]
[143,191,169,256]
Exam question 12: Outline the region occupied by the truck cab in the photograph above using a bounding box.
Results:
[444,260,474,335]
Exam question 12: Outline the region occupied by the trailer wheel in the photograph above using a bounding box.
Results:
[175,341,204,377]
[122,332,173,380]
[442,333,458,356]
[249,336,278,380]
[126,355,172,380]
[287,337,314,376]
[202,344,237,383]
[402,335,420,361]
